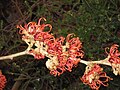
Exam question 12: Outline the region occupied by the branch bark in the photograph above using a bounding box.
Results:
[0,50,28,60]
[80,55,111,66]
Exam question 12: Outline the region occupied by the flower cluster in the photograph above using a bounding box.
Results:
[17,18,120,90]
[107,44,120,75]
[81,64,112,90]
[0,71,7,90]
[17,18,52,59]
[48,34,84,76]
[17,18,84,76]
[108,44,120,64]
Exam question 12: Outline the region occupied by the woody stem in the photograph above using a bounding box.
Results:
[80,55,111,66]
[0,51,28,60]
[0,46,31,60]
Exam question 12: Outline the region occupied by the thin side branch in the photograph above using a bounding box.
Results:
[0,50,28,60]
[11,74,25,90]
[80,55,111,66]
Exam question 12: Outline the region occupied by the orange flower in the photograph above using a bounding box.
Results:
[48,34,84,76]
[108,44,120,64]
[17,18,84,76]
[81,64,112,90]
[17,17,52,35]
[0,71,7,90]
[107,44,120,75]
[17,18,52,59]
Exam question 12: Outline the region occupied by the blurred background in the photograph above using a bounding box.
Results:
[0,0,120,90]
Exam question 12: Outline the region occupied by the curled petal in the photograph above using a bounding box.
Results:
[37,17,46,26]
[66,33,75,42]
[17,25,25,34]
[44,24,52,32]
[56,36,65,44]
[27,22,37,34]
[37,18,52,32]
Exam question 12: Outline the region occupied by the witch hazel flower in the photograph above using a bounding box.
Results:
[81,64,112,90]
[106,44,120,75]
[17,17,84,76]
[108,44,120,64]
[46,34,84,76]
[17,17,53,59]
[0,71,7,90]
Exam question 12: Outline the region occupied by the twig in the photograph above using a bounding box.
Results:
[0,47,111,67]
[0,50,28,60]
[11,74,25,90]
[80,55,111,66]
[0,45,31,60]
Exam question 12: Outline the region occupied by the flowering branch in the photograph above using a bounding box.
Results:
[0,17,120,90]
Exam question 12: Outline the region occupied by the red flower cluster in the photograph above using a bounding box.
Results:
[17,17,52,59]
[107,44,120,75]
[17,17,120,90]
[108,44,120,64]
[17,18,84,76]
[0,71,6,90]
[81,64,111,90]
[49,34,84,76]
